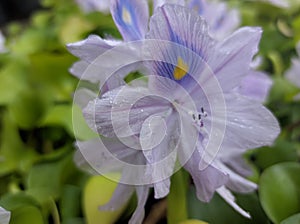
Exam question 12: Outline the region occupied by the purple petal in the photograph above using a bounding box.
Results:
[147,4,214,59]
[153,0,185,10]
[217,186,251,218]
[188,0,240,40]
[221,153,253,177]
[219,94,280,151]
[73,88,97,109]
[110,0,149,41]
[175,109,228,202]
[75,137,142,175]
[140,112,180,198]
[183,144,229,202]
[145,5,215,90]
[129,186,150,224]
[67,36,144,88]
[101,184,135,211]
[207,27,262,92]
[217,162,257,193]
[69,39,145,93]
[69,60,89,80]
[67,35,121,63]
[83,85,171,138]
[237,71,273,102]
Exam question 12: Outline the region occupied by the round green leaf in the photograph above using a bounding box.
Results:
[259,162,300,224]
[281,213,300,224]
[10,206,43,224]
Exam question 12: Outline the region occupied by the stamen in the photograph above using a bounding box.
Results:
[190,107,208,128]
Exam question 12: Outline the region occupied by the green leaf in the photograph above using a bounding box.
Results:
[60,185,82,221]
[269,77,299,102]
[9,89,50,129]
[0,112,38,176]
[179,220,208,224]
[59,16,94,44]
[259,162,300,223]
[62,218,85,224]
[251,140,298,170]
[281,213,300,224]
[0,192,40,211]
[0,62,27,105]
[41,104,97,140]
[26,153,75,203]
[10,28,49,55]
[29,53,77,102]
[10,206,43,224]
[187,187,267,224]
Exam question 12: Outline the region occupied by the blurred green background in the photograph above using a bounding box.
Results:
[0,0,299,223]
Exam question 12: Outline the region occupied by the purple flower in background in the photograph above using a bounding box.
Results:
[75,5,280,223]
[285,42,300,100]
[0,31,7,53]
[265,0,289,8]
[154,0,240,40]
[76,0,110,13]
[187,0,240,40]
[0,207,10,224]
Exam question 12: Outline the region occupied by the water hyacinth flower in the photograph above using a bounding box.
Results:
[76,0,110,14]
[74,4,280,223]
[0,207,10,224]
[285,42,300,100]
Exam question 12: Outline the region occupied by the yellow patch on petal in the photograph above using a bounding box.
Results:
[122,7,132,24]
[173,57,189,80]
[193,5,199,12]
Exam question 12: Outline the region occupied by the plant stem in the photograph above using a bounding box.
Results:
[167,169,188,224]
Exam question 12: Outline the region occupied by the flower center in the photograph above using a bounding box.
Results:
[190,107,207,127]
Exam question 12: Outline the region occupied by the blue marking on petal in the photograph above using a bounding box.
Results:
[189,0,204,15]
[212,13,226,31]
[114,0,143,40]
[152,8,206,86]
